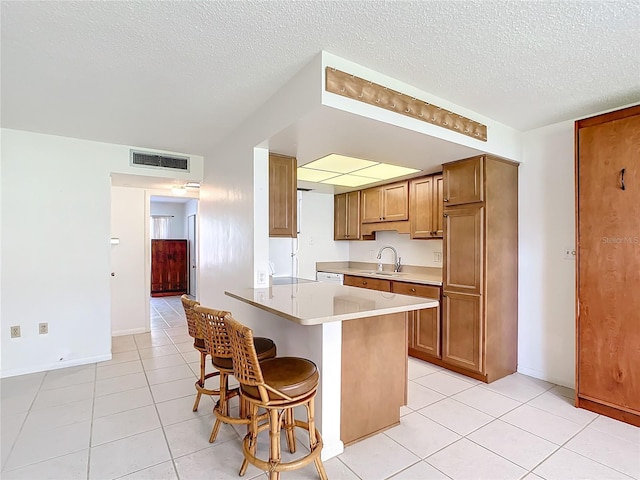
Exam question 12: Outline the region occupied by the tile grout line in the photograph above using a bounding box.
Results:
[85,363,97,480]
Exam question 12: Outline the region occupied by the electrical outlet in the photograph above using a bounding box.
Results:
[10,325,21,338]
[434,252,442,263]
[39,323,48,335]
[369,250,375,259]
[257,270,266,285]
[564,247,576,260]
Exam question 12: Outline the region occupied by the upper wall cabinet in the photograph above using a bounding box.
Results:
[269,153,297,238]
[443,156,483,206]
[410,174,443,239]
[334,191,361,240]
[361,181,409,223]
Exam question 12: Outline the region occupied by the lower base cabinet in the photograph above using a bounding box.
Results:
[441,292,482,373]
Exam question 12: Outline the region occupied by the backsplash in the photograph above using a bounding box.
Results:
[348,230,443,268]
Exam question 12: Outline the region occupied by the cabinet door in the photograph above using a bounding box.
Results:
[410,176,434,238]
[269,153,297,237]
[443,205,483,294]
[343,275,391,292]
[577,108,640,414]
[334,193,348,240]
[432,174,444,237]
[393,282,441,358]
[442,292,482,373]
[382,182,409,221]
[361,187,382,223]
[443,156,483,206]
[168,240,187,292]
[151,240,166,293]
[346,191,361,239]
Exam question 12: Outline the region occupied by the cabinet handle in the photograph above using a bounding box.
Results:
[444,198,449,202]
[362,281,367,285]
[410,288,416,292]
[621,168,626,191]
[443,213,448,217]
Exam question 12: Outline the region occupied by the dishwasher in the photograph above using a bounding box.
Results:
[316,271,344,284]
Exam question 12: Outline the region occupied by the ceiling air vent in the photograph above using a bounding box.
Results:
[130,150,190,172]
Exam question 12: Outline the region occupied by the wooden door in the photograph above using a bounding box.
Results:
[381,181,409,221]
[410,176,434,238]
[269,153,297,237]
[346,191,361,239]
[442,292,482,373]
[361,187,382,223]
[443,205,483,295]
[433,174,444,237]
[167,240,187,292]
[334,193,348,240]
[443,156,483,206]
[151,240,167,294]
[577,106,640,416]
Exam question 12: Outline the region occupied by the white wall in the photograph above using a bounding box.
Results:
[349,231,443,268]
[0,129,202,377]
[296,191,350,280]
[150,200,188,238]
[111,186,147,336]
[518,120,577,387]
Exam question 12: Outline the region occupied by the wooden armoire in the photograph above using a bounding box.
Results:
[151,239,188,297]
[575,105,640,426]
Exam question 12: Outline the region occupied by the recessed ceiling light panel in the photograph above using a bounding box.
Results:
[297,168,339,182]
[304,154,377,174]
[355,164,421,179]
[320,174,379,187]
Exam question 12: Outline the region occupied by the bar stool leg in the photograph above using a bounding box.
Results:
[283,408,296,454]
[240,402,259,476]
[209,371,228,443]
[306,397,328,480]
[192,350,207,411]
[268,408,282,480]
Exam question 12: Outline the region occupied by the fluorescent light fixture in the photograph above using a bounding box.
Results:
[171,185,187,195]
[321,174,379,187]
[185,182,200,188]
[305,154,377,173]
[297,168,339,183]
[352,163,421,179]
[297,154,421,188]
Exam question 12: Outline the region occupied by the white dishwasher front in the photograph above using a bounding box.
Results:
[316,271,344,284]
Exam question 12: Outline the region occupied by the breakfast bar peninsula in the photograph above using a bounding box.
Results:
[225,281,438,459]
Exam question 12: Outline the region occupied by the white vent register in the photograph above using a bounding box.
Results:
[130,150,190,172]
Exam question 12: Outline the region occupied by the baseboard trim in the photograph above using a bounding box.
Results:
[0,354,112,379]
[112,327,147,336]
[320,439,344,461]
[517,365,574,389]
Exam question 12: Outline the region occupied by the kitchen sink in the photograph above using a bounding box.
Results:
[360,271,409,277]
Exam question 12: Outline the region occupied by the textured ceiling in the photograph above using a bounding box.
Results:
[2,1,639,156]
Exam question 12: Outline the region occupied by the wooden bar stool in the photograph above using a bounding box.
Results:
[180,295,219,411]
[225,315,327,480]
[195,305,277,443]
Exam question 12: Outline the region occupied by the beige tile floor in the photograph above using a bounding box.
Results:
[1,296,639,479]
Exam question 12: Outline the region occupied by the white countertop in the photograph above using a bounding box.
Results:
[225,282,439,326]
[315,262,443,286]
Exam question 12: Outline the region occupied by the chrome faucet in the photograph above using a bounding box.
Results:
[377,245,402,272]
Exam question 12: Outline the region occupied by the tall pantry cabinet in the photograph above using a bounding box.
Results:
[575,105,640,427]
[442,155,518,382]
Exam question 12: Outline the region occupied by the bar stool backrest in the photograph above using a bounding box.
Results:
[194,305,233,359]
[224,315,266,389]
[181,295,202,340]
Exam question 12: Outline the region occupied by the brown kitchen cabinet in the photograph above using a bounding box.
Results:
[343,274,391,292]
[575,105,640,426]
[442,155,518,383]
[393,282,442,360]
[410,174,443,239]
[151,239,188,297]
[443,155,483,206]
[269,153,297,238]
[361,181,409,223]
[334,191,361,240]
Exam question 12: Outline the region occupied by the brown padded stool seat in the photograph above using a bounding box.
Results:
[241,357,319,401]
[212,337,276,370]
